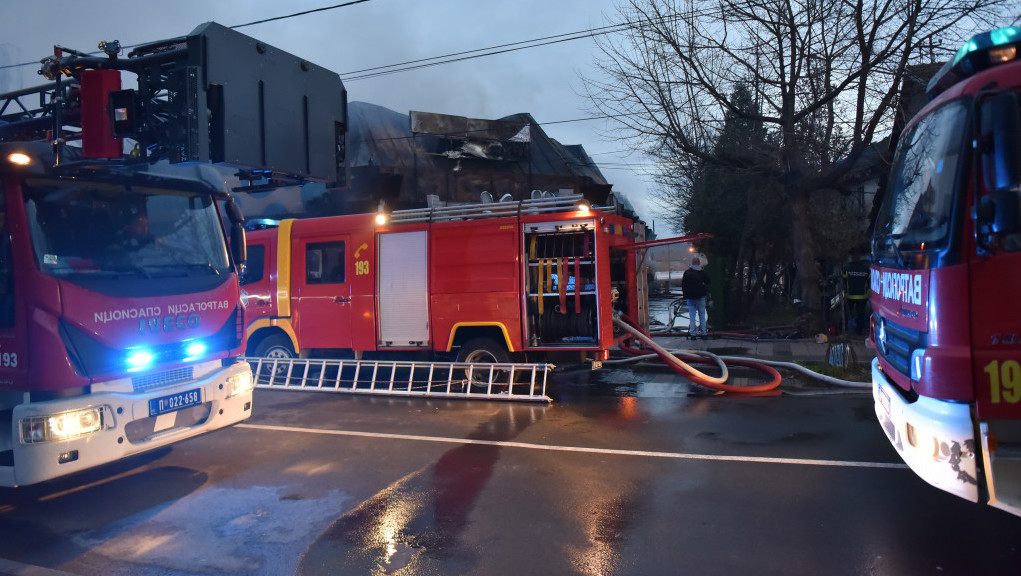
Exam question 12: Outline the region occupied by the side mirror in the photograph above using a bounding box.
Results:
[225,198,245,225]
[979,92,1021,235]
[231,226,247,267]
[991,190,1020,234]
[982,92,1021,191]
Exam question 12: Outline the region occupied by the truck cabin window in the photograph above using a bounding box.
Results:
[873,100,968,262]
[240,244,265,286]
[23,179,231,279]
[306,241,345,284]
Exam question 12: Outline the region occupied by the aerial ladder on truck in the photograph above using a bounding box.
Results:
[0,22,346,486]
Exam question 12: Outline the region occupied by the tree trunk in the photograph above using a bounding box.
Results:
[790,186,823,334]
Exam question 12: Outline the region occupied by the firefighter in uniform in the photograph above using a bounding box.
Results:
[843,258,870,334]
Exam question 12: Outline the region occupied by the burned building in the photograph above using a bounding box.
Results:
[344,102,615,211]
[239,102,630,221]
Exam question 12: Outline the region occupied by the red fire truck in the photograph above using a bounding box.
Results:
[242,196,647,365]
[870,26,1021,516]
[0,22,345,485]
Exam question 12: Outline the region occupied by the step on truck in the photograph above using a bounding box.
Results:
[870,26,1021,516]
[0,22,346,485]
[242,195,648,366]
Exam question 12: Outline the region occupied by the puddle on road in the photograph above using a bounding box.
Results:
[551,363,781,402]
[297,404,547,576]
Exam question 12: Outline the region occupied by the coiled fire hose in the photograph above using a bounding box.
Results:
[614,315,782,393]
[612,314,870,392]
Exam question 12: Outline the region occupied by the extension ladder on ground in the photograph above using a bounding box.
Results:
[244,357,553,402]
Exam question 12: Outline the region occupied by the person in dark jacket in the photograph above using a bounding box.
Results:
[681,257,710,340]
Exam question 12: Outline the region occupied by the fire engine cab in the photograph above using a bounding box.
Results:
[242,195,647,365]
[870,26,1021,516]
[0,22,345,485]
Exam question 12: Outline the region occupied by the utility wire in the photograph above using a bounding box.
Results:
[230,0,375,29]
[1,3,690,76]
[341,21,633,79]
[0,0,379,71]
[0,0,671,176]
[339,13,697,81]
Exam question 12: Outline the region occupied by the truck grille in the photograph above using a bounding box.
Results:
[132,367,194,392]
[876,314,926,379]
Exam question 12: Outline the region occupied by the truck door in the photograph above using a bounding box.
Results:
[240,237,274,323]
[378,230,429,348]
[294,235,353,350]
[0,189,26,389]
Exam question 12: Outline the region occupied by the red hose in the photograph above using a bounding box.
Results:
[615,314,782,393]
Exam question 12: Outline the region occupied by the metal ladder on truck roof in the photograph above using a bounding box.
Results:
[389,193,614,224]
[242,194,619,231]
[245,357,553,402]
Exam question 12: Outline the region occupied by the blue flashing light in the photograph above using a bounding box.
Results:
[990,27,1020,46]
[952,26,1020,67]
[184,341,207,359]
[126,349,155,372]
[928,26,1021,99]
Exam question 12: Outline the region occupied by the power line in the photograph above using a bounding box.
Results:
[230,0,375,29]
[1,3,682,77]
[0,0,379,71]
[0,1,675,176]
[341,21,634,80]
[338,11,698,81]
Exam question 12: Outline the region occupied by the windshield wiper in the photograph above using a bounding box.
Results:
[875,234,909,268]
[139,263,222,276]
[102,265,153,278]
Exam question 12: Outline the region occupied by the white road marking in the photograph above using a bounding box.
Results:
[237,423,908,470]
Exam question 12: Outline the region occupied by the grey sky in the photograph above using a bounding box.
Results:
[0,0,669,234]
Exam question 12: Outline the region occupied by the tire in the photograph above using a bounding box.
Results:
[456,337,510,364]
[455,338,515,389]
[251,334,296,359]
[250,334,296,384]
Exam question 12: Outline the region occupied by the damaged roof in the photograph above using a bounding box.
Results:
[345,102,614,207]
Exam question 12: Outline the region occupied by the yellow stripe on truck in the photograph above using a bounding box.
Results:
[246,318,300,354]
[445,322,515,353]
[276,220,294,317]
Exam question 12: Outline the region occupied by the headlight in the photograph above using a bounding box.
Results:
[7,152,32,166]
[20,407,108,444]
[910,349,925,381]
[227,371,253,398]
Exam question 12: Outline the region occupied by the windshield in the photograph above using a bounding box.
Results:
[873,100,968,262]
[24,178,230,280]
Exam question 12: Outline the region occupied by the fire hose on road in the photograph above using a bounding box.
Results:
[612,315,870,393]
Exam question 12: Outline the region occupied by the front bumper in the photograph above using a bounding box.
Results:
[4,361,252,486]
[872,358,979,502]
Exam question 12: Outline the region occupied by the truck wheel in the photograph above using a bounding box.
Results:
[456,338,510,364]
[251,334,295,383]
[456,338,515,389]
[252,334,295,359]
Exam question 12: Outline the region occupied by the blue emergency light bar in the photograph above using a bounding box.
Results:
[927,26,1020,98]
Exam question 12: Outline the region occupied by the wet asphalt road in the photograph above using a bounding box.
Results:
[1,366,1020,576]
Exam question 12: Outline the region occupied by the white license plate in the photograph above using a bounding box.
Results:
[878,386,891,416]
[149,388,202,417]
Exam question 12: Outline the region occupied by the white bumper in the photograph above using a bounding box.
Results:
[4,361,252,486]
[872,358,979,502]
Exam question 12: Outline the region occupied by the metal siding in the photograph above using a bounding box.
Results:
[378,231,429,346]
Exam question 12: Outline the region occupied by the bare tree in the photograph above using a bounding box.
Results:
[585,0,1014,329]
